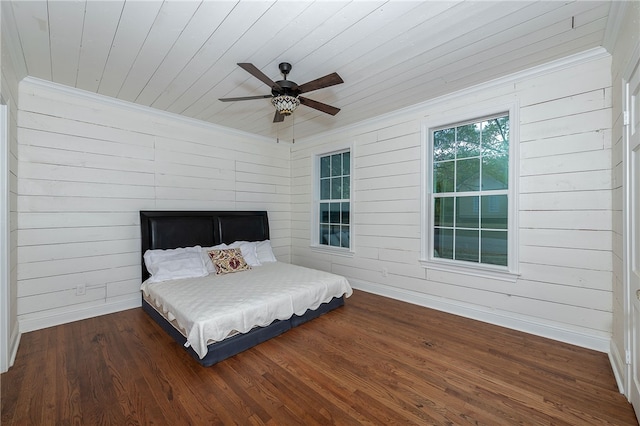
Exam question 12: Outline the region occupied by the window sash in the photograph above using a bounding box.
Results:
[429,113,511,269]
[314,149,351,251]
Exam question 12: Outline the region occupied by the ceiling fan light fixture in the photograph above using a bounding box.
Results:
[271,94,300,116]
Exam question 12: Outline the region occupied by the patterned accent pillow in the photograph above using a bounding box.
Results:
[207,248,251,275]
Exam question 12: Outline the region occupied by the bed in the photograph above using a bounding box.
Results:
[139,210,352,367]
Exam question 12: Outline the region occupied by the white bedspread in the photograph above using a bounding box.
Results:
[141,262,353,359]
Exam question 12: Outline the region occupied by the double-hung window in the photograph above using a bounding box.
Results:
[313,149,351,251]
[423,109,518,280]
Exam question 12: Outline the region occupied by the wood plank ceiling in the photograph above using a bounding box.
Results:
[7,0,614,141]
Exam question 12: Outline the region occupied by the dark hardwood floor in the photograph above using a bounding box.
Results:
[2,290,637,425]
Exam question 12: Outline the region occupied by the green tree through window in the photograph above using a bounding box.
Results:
[432,115,509,266]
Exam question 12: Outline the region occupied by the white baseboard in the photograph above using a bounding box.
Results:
[8,322,20,369]
[609,340,628,395]
[19,295,141,334]
[350,279,611,353]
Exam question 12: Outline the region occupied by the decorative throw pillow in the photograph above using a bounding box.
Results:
[207,248,251,275]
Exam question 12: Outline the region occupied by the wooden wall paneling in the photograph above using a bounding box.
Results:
[117,1,202,103]
[520,170,611,193]
[520,190,611,211]
[520,131,608,159]
[18,238,138,264]
[17,251,138,281]
[17,287,106,316]
[291,55,615,352]
[134,1,235,106]
[10,1,51,80]
[355,160,421,180]
[521,109,610,142]
[153,1,274,112]
[18,266,139,298]
[516,57,611,107]
[520,210,611,230]
[15,79,292,330]
[18,224,138,246]
[97,0,164,98]
[520,228,612,251]
[47,1,85,87]
[441,5,609,90]
[181,1,315,118]
[517,263,612,290]
[519,245,611,271]
[75,1,125,93]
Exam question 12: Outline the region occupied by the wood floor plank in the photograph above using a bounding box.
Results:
[1,290,637,425]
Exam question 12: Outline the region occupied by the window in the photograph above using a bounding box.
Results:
[314,149,351,251]
[423,109,518,280]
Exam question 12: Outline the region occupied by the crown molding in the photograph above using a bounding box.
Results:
[20,77,276,144]
[298,47,611,145]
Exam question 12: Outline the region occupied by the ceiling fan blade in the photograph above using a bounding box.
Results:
[273,110,285,123]
[238,63,281,90]
[297,72,344,94]
[299,97,340,115]
[219,94,272,102]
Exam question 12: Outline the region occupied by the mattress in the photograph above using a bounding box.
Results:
[141,262,353,359]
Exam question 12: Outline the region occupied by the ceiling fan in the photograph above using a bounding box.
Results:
[219,62,344,123]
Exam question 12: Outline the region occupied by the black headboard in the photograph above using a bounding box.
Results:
[140,211,270,281]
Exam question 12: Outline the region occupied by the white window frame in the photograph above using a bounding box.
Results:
[311,144,354,256]
[420,102,519,282]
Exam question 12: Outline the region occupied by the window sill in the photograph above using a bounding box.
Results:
[310,245,355,258]
[419,259,519,283]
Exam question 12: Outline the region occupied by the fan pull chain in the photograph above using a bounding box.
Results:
[292,114,295,144]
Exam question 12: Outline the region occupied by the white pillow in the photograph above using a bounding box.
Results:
[144,246,208,283]
[201,243,228,273]
[255,240,277,263]
[228,241,261,267]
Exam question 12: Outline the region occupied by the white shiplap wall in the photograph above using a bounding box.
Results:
[16,78,290,332]
[291,52,613,352]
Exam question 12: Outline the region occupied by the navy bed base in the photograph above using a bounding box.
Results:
[142,296,344,367]
[139,210,345,367]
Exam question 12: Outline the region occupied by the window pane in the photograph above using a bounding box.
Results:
[320,203,329,223]
[481,195,508,229]
[342,176,350,199]
[330,225,341,246]
[456,196,479,228]
[434,161,455,193]
[320,224,330,245]
[434,197,454,227]
[455,123,481,159]
[331,177,342,200]
[331,154,342,176]
[330,203,340,223]
[455,229,479,262]
[482,116,509,156]
[456,158,480,192]
[340,225,350,248]
[341,202,350,224]
[342,152,350,175]
[482,156,508,190]
[433,128,455,161]
[320,179,330,199]
[320,156,331,178]
[481,230,507,266]
[434,228,453,259]
[429,114,510,269]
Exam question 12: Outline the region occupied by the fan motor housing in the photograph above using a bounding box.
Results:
[272,79,299,97]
